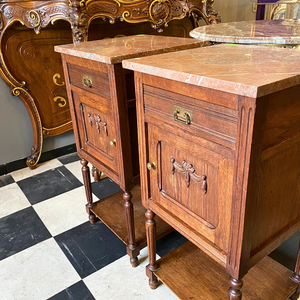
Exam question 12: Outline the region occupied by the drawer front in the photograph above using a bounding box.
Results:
[72,88,119,174]
[67,63,111,99]
[143,85,238,148]
[147,124,233,251]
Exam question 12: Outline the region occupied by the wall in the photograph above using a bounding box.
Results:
[214,0,256,23]
[0,79,75,165]
[0,0,255,166]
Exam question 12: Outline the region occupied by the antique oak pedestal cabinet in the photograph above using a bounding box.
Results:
[123,44,300,298]
[55,35,206,267]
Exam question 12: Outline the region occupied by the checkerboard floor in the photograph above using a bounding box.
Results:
[0,151,299,300]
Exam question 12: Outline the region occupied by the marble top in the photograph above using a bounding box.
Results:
[190,19,300,45]
[55,35,206,64]
[122,44,300,98]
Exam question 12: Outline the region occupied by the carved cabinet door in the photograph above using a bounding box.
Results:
[146,124,234,253]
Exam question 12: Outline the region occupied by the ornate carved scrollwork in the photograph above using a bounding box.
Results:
[171,157,207,193]
[188,0,221,26]
[28,10,42,34]
[69,0,89,42]
[88,113,108,135]
[12,86,43,169]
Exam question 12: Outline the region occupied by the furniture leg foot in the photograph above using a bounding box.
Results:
[123,191,139,266]
[229,277,243,300]
[146,264,159,289]
[126,244,139,268]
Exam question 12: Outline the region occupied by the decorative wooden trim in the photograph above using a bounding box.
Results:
[227,98,256,279]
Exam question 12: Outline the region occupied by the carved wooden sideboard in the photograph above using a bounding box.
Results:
[0,0,220,169]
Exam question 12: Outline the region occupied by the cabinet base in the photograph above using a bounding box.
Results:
[154,241,297,300]
[91,185,172,249]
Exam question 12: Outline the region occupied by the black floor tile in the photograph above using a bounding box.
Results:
[55,221,126,279]
[0,207,51,261]
[269,230,300,271]
[48,280,95,300]
[0,174,15,187]
[156,230,188,257]
[92,177,121,200]
[17,166,82,205]
[58,152,81,165]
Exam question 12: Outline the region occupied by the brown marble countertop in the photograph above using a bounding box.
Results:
[122,44,300,98]
[55,35,206,64]
[190,19,300,45]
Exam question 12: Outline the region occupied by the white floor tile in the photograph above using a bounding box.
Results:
[84,247,179,300]
[0,238,81,300]
[33,186,97,236]
[11,159,63,182]
[65,161,93,184]
[0,183,31,218]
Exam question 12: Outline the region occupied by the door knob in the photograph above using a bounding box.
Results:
[147,162,156,170]
[110,139,116,146]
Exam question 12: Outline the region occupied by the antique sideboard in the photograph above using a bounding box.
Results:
[0,0,220,169]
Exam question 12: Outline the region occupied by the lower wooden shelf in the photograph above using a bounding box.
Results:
[154,241,297,300]
[91,185,172,249]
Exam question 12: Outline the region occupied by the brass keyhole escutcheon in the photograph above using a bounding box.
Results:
[147,162,156,170]
[110,139,116,146]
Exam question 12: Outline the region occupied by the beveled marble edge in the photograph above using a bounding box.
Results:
[122,53,300,98]
[189,30,300,45]
[54,41,207,65]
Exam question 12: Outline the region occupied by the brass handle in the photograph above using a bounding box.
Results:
[173,105,193,125]
[82,75,92,88]
[110,139,116,146]
[147,162,156,170]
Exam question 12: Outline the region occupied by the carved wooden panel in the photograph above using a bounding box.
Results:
[2,22,73,133]
[71,89,119,173]
[147,124,233,251]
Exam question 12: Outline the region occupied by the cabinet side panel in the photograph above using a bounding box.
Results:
[248,86,300,264]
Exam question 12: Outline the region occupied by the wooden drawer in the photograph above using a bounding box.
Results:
[67,63,111,99]
[146,124,234,252]
[143,84,238,148]
[71,87,119,175]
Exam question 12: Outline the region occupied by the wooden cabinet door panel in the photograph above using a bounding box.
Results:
[147,124,233,251]
[72,89,118,174]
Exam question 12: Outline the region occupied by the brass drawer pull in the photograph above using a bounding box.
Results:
[174,105,192,125]
[110,139,116,146]
[147,162,156,170]
[82,75,92,88]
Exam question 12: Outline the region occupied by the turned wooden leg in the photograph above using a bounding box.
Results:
[123,191,139,267]
[228,277,243,300]
[290,241,300,299]
[80,159,97,224]
[92,166,101,182]
[145,209,159,289]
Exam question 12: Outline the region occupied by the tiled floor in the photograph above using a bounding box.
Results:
[0,152,187,300]
[0,151,299,300]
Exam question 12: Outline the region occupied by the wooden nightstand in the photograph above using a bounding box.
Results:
[55,35,207,267]
[123,44,300,298]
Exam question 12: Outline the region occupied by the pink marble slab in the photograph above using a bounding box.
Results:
[122,44,300,98]
[190,19,300,45]
[55,35,207,64]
